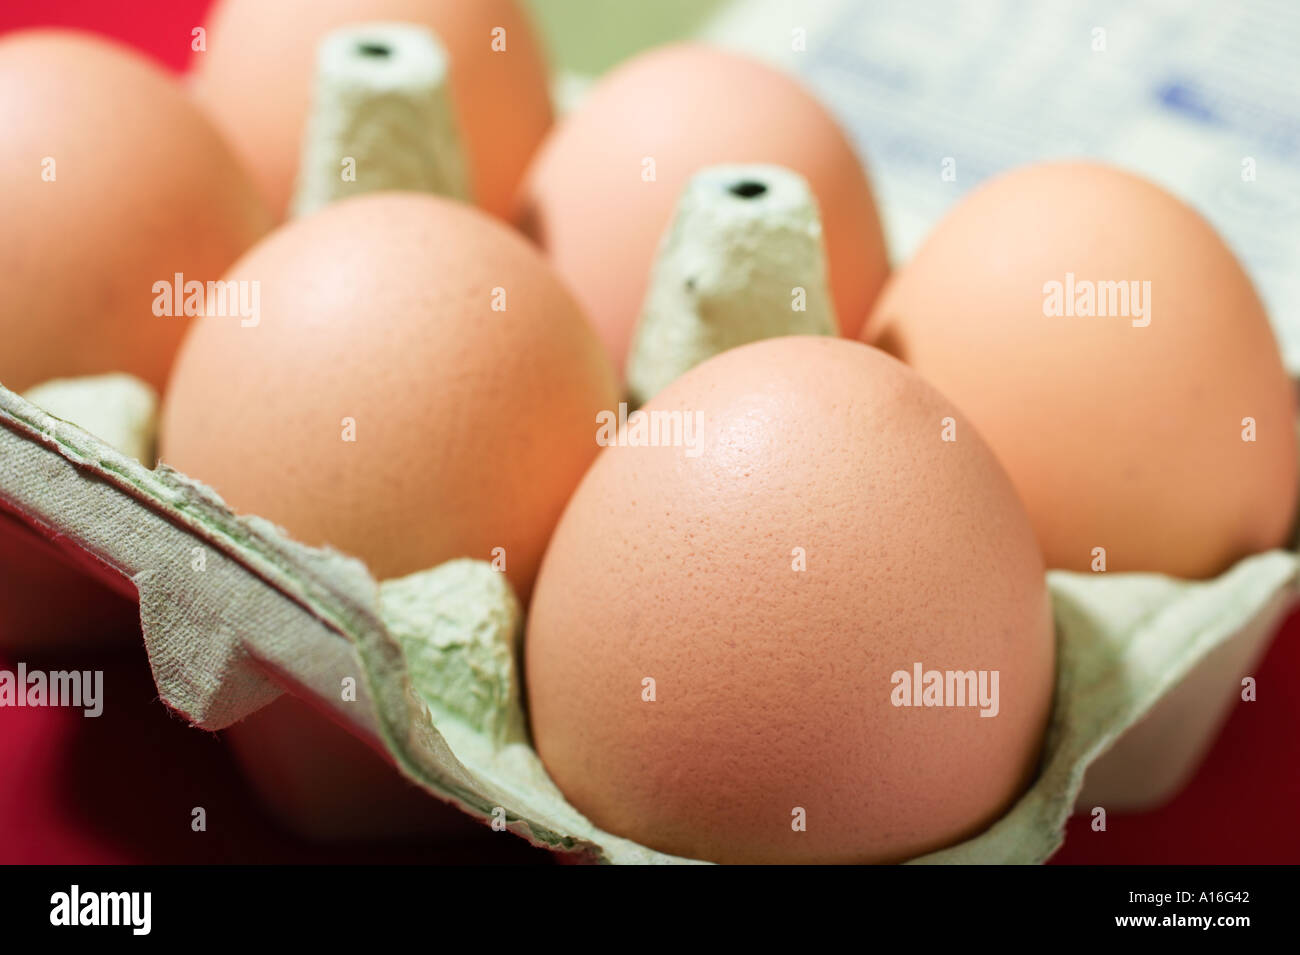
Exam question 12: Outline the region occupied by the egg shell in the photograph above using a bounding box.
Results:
[525,336,1056,864]
[0,29,272,393]
[190,0,553,220]
[158,192,618,601]
[866,161,1298,579]
[515,44,889,374]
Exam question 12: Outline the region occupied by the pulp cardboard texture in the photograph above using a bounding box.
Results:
[1,379,1295,864]
[291,22,472,218]
[626,163,837,405]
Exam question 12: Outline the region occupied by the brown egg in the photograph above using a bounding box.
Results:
[159,193,617,601]
[866,161,1298,579]
[190,0,553,220]
[515,44,889,374]
[526,337,1055,864]
[0,30,272,393]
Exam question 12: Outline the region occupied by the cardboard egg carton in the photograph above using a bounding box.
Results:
[2,377,1295,863]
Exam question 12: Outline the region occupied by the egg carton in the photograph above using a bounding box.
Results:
[1,377,1295,863]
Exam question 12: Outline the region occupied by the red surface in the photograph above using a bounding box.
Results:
[0,0,209,72]
[2,0,1298,865]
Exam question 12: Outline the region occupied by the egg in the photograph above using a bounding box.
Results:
[0,30,272,393]
[866,161,1298,579]
[526,337,1055,864]
[159,193,617,601]
[190,0,553,220]
[515,44,889,374]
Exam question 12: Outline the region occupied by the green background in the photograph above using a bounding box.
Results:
[523,0,729,75]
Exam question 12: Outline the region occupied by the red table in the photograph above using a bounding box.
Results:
[2,0,1296,865]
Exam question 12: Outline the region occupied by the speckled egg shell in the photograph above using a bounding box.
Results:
[159,193,617,601]
[526,336,1055,864]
